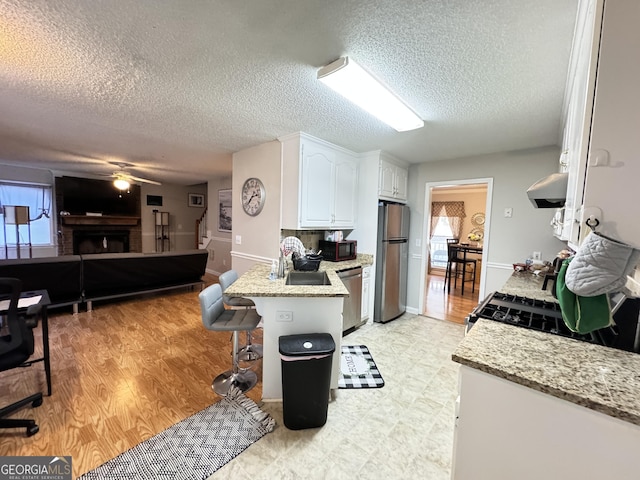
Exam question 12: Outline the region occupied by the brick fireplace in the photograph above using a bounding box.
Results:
[58,215,142,256]
[73,229,130,254]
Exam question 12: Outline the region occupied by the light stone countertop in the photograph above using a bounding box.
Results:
[223,254,373,298]
[452,319,640,425]
[498,270,557,303]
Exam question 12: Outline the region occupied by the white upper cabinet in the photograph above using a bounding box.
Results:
[579,0,640,248]
[378,155,408,203]
[556,0,603,243]
[280,132,358,229]
[557,0,639,248]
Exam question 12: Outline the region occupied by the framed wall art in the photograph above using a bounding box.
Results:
[188,193,205,207]
[218,189,232,232]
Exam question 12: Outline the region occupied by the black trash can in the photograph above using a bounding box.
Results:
[279,333,335,430]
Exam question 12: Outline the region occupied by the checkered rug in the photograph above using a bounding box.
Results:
[78,386,275,480]
[338,345,385,389]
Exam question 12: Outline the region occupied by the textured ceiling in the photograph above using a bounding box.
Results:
[0,0,578,185]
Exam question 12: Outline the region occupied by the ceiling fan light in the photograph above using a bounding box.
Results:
[114,178,130,190]
[318,56,424,132]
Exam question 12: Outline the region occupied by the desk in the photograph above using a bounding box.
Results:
[449,244,483,295]
[0,290,51,396]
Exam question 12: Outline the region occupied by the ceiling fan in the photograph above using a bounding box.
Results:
[103,162,162,191]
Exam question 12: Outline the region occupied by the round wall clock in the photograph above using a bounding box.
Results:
[471,212,485,226]
[241,177,266,216]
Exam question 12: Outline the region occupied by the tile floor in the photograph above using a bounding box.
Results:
[212,313,466,479]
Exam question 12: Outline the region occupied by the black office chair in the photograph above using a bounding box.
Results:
[0,278,43,436]
[444,243,477,294]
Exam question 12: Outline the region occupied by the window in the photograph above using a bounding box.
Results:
[429,201,466,271]
[430,218,455,270]
[0,183,53,246]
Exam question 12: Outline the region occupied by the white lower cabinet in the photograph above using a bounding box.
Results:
[452,366,640,480]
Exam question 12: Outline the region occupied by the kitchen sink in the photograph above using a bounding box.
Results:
[285,271,331,286]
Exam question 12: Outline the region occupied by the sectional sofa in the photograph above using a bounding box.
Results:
[0,250,208,312]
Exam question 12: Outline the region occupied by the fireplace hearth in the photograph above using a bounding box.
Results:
[73,230,130,255]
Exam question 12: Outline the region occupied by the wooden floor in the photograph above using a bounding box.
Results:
[423,270,480,324]
[0,274,266,477]
[0,272,472,477]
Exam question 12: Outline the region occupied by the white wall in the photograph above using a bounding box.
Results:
[140,183,207,252]
[205,175,232,275]
[407,146,567,310]
[231,140,282,275]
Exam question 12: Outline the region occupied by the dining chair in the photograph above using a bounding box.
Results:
[444,244,477,294]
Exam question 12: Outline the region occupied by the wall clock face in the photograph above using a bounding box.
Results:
[241,177,266,216]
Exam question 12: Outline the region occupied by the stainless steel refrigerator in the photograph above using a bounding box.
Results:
[374,202,410,323]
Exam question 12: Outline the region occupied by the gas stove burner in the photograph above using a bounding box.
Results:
[492,310,508,321]
[467,291,624,351]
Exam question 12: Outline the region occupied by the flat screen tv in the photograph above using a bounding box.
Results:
[56,176,141,216]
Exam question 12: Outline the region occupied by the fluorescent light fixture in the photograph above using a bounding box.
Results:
[318,57,424,132]
[113,178,130,190]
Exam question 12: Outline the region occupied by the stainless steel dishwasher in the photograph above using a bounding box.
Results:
[338,266,364,333]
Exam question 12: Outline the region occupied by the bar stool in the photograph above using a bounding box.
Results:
[219,269,263,362]
[199,283,261,396]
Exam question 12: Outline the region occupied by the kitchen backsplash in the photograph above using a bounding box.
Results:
[280,229,323,252]
[280,229,354,253]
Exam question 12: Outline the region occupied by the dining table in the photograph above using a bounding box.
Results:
[450,243,483,295]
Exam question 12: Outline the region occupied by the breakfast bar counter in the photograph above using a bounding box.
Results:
[223,254,373,298]
[224,264,349,298]
[224,258,372,401]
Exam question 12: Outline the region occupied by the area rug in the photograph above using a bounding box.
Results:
[338,345,385,389]
[78,386,275,480]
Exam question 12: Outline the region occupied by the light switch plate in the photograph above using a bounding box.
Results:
[504,207,513,218]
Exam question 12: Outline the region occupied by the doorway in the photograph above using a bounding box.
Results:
[419,178,493,323]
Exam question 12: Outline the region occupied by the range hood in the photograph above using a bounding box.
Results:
[526,172,568,208]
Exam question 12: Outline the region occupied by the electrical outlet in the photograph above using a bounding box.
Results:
[276,311,293,322]
[532,251,541,261]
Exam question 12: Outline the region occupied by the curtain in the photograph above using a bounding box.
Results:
[427,201,466,272]
[431,201,466,239]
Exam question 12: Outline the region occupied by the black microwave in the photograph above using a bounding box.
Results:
[319,240,357,262]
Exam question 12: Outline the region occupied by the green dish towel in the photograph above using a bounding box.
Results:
[556,258,612,334]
